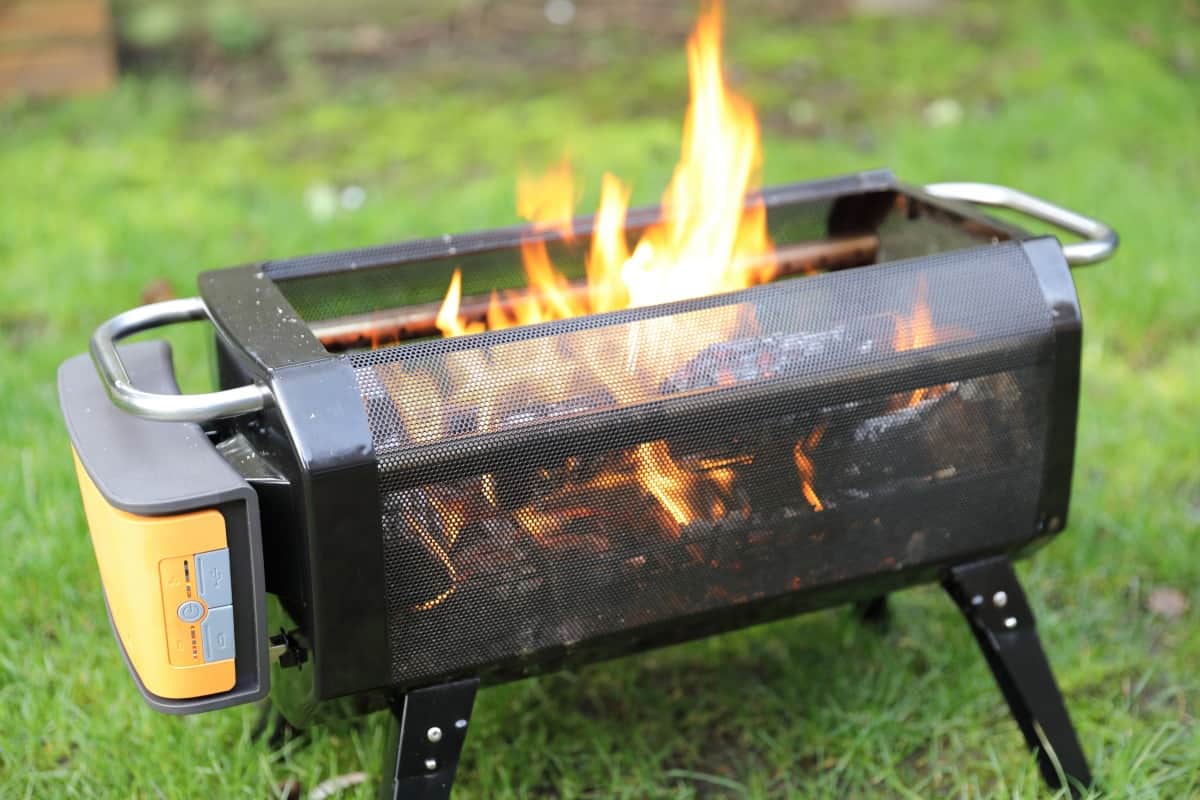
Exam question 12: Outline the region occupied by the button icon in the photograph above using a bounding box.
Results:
[195,549,233,607]
[177,600,206,623]
[200,606,236,662]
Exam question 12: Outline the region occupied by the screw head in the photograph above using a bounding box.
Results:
[427,726,442,743]
[454,719,468,730]
[424,758,438,772]
[1004,616,1018,629]
[992,591,1008,608]
[970,594,984,606]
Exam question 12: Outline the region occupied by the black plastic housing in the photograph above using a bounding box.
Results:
[59,342,270,713]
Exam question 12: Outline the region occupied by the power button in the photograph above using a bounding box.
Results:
[177,600,205,623]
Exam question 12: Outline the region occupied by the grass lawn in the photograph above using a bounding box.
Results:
[2,1,1197,797]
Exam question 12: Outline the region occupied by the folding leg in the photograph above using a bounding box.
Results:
[854,594,890,628]
[380,678,480,800]
[944,556,1092,797]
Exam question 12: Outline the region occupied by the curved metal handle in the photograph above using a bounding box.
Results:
[89,297,272,423]
[924,182,1118,266]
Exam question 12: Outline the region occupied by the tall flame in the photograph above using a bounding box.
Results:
[619,0,774,307]
[437,0,774,333]
[408,1,819,578]
[585,173,632,313]
[378,2,978,616]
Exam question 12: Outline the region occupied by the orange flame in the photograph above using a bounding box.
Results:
[437,0,773,333]
[892,276,936,354]
[506,438,740,545]
[517,158,576,241]
[585,173,632,313]
[410,2,820,557]
[401,491,462,611]
[630,440,721,534]
[891,276,966,408]
[435,268,485,338]
[618,0,774,308]
[793,424,826,512]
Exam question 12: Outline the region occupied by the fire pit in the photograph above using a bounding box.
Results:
[56,5,1117,798]
[59,170,1115,797]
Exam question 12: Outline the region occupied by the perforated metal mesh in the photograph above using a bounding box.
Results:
[350,242,1055,686]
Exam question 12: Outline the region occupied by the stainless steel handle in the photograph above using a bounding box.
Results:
[89,297,272,423]
[924,182,1118,266]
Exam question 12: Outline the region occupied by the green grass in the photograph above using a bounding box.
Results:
[2,1,1198,796]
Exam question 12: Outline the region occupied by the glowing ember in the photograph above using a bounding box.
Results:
[402,498,460,611]
[793,424,826,512]
[631,440,720,533]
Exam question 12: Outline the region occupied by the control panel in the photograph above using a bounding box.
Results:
[72,451,237,700]
[160,549,236,667]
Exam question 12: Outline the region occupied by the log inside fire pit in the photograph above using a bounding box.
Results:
[382,367,1031,621]
[312,234,879,350]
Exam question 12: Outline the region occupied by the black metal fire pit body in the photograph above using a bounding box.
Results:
[58,170,1117,798]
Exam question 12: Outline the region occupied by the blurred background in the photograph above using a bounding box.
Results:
[1,1,1197,797]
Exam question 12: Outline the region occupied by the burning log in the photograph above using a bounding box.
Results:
[494,388,616,429]
[852,389,958,443]
[375,329,1036,620]
[365,313,909,530]
[807,373,1037,509]
[380,487,460,611]
[313,235,879,351]
[389,367,1027,618]
[659,314,897,395]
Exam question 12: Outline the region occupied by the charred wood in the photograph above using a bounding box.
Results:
[314,235,879,351]
[659,314,897,395]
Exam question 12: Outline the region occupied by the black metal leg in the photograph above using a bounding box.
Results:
[250,703,302,750]
[944,556,1092,798]
[380,677,480,800]
[854,594,890,628]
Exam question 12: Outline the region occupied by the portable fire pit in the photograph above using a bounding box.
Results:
[58,169,1115,797]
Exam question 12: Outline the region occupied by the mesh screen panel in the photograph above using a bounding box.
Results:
[350,242,1055,686]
